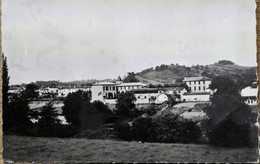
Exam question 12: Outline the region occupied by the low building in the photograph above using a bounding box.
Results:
[241,85,258,106]
[117,82,147,93]
[181,92,211,102]
[132,88,168,105]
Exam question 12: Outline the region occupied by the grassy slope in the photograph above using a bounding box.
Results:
[3,135,258,163]
[136,64,255,84]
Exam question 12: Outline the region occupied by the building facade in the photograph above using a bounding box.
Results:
[183,76,211,93]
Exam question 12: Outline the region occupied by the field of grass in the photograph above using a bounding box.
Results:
[3,135,258,163]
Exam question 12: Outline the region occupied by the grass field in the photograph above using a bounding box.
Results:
[3,135,258,163]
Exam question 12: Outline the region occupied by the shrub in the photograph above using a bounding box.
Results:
[152,111,201,143]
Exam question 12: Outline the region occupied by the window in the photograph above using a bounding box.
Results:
[106,87,108,91]
[189,81,191,85]
[138,96,140,99]
[203,81,205,85]
[144,96,147,99]
[113,86,115,90]
[203,86,206,90]
[198,81,200,85]
[198,86,200,91]
[194,87,196,91]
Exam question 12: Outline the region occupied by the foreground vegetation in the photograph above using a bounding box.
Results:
[3,135,258,163]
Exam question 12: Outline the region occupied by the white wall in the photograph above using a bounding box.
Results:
[91,85,104,102]
[182,94,210,102]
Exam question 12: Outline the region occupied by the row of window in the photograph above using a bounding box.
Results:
[188,81,207,85]
[189,86,206,91]
[104,86,141,91]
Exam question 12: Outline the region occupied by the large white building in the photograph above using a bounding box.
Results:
[241,84,258,106]
[182,76,212,102]
[183,76,211,93]
[91,81,148,105]
[91,82,117,103]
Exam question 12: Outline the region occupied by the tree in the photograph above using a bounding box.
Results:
[115,91,139,118]
[23,83,39,99]
[92,100,112,114]
[6,93,34,133]
[123,72,139,82]
[2,53,10,132]
[2,53,10,112]
[37,103,60,136]
[202,75,257,147]
[62,90,93,127]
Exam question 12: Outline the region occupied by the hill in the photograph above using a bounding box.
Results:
[135,60,256,86]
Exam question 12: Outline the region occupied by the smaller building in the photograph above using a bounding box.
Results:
[132,88,168,105]
[181,92,211,102]
[241,85,258,106]
[117,82,147,93]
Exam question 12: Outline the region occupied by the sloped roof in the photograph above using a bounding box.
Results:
[241,86,258,97]
[93,82,116,86]
[183,92,211,95]
[116,82,147,87]
[183,76,210,82]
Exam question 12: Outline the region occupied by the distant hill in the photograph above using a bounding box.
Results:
[135,60,257,86]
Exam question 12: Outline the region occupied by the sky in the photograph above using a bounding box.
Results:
[2,0,257,85]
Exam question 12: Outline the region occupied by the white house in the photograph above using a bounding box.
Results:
[183,76,211,93]
[241,85,258,106]
[132,88,168,105]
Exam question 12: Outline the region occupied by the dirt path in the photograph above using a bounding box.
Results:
[3,135,258,163]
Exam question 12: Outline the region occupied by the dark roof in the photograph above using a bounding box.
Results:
[183,92,211,95]
[183,76,210,82]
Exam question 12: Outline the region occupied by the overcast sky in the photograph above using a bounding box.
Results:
[3,0,256,84]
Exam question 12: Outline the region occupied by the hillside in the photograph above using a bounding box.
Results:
[135,60,257,85]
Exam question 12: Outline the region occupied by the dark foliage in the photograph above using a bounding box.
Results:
[62,90,93,126]
[217,60,235,65]
[37,104,60,136]
[208,107,257,147]
[2,53,10,114]
[115,91,140,118]
[23,83,39,99]
[115,112,201,144]
[203,75,257,147]
[4,93,34,134]
[152,112,201,143]
[123,72,139,82]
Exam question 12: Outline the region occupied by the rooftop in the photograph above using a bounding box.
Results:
[116,82,147,87]
[183,76,210,82]
[183,92,211,95]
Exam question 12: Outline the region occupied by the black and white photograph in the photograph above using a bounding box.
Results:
[2,0,259,163]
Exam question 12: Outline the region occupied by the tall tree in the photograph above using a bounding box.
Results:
[2,53,10,110]
[115,91,139,118]
[23,83,39,99]
[62,90,93,126]
[38,103,60,136]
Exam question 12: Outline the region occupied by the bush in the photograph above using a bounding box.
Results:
[130,116,154,142]
[207,107,258,147]
[114,111,202,144]
[114,119,132,141]
[152,112,201,143]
